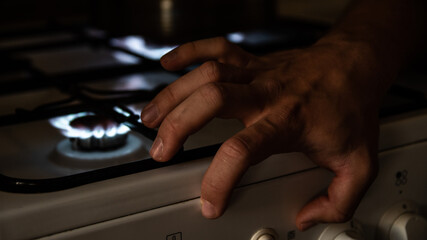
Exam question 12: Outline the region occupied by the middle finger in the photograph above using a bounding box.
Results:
[141,61,253,128]
[150,82,261,162]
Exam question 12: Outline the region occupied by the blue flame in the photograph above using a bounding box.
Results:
[49,112,130,139]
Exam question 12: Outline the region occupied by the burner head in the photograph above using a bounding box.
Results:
[69,115,128,151]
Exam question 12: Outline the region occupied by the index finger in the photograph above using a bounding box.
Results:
[160,37,253,71]
[296,149,378,231]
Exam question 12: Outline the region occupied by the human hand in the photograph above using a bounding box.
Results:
[140,37,380,231]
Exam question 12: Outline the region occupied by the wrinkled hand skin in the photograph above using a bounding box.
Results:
[140,37,381,231]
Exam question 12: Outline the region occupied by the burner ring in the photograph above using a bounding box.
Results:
[53,133,151,169]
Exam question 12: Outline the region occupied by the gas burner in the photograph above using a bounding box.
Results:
[49,112,131,151]
[53,133,148,168]
[69,115,128,150]
[49,112,152,168]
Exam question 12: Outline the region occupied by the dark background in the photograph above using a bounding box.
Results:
[0,1,90,31]
[0,0,278,44]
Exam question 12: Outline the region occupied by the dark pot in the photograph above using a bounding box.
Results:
[92,0,276,44]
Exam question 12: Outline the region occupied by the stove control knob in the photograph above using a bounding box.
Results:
[318,220,365,240]
[378,201,427,240]
[250,228,278,240]
[389,213,427,240]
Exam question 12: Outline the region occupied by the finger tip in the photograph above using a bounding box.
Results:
[141,121,158,129]
[200,198,220,219]
[297,221,316,232]
[160,51,178,68]
[149,137,164,161]
[294,200,322,231]
[140,103,159,125]
[159,57,169,69]
[150,153,169,162]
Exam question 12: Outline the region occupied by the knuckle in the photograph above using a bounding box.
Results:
[262,78,284,98]
[199,61,221,82]
[161,115,180,136]
[327,200,355,223]
[331,209,352,223]
[186,41,198,53]
[162,86,178,103]
[258,118,280,137]
[201,177,223,196]
[198,82,225,107]
[221,136,251,162]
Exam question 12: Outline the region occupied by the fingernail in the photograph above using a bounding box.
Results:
[150,137,163,160]
[141,104,158,123]
[161,50,177,64]
[299,221,315,231]
[200,198,217,219]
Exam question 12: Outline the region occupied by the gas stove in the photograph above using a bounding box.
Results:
[1,23,427,240]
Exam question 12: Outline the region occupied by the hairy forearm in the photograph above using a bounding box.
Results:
[317,0,427,90]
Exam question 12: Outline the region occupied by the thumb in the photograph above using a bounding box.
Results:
[295,149,377,231]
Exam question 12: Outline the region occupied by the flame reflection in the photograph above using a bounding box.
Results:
[111,36,176,60]
[227,32,245,43]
